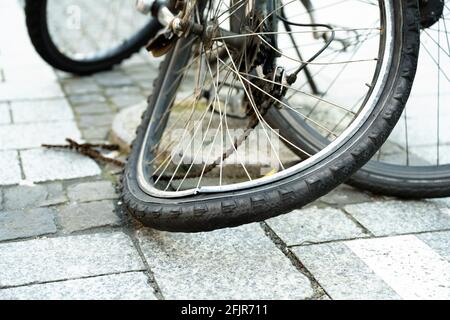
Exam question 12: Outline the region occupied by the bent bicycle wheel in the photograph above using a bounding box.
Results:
[25,0,161,75]
[121,0,420,232]
[348,0,450,198]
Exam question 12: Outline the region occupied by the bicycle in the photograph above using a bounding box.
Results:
[25,0,161,75]
[118,0,420,232]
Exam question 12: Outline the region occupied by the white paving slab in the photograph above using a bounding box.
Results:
[1,61,58,82]
[0,121,82,150]
[137,224,314,300]
[0,272,156,300]
[267,207,367,246]
[0,150,22,185]
[0,78,64,102]
[0,0,63,101]
[346,235,450,300]
[0,102,10,124]
[293,243,400,300]
[0,232,145,287]
[20,149,101,183]
[10,99,74,123]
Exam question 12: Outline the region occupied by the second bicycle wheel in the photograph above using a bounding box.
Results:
[121,0,420,232]
[25,0,161,75]
[348,0,450,198]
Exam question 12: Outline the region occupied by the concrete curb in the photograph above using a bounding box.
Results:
[110,101,147,153]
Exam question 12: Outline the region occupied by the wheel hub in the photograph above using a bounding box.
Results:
[419,0,445,29]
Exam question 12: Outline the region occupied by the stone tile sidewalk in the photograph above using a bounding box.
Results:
[1,0,450,300]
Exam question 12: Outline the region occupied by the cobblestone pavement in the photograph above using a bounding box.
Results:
[1,0,450,300]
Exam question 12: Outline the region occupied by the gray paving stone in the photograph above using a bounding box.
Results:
[0,232,144,287]
[10,99,74,123]
[122,55,160,72]
[137,224,314,300]
[104,86,142,97]
[120,52,151,68]
[68,94,107,106]
[3,183,67,210]
[62,78,101,95]
[0,102,11,124]
[81,126,111,142]
[78,114,115,128]
[94,71,134,87]
[0,208,57,242]
[344,201,450,236]
[417,231,450,262]
[0,272,156,300]
[109,93,146,109]
[129,73,159,88]
[267,207,368,246]
[67,181,117,203]
[0,151,21,186]
[21,149,101,183]
[293,243,400,300]
[0,121,81,150]
[57,200,121,233]
[54,72,72,82]
[74,102,112,115]
[319,185,372,206]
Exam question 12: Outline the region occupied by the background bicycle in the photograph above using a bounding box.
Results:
[25,0,161,74]
[349,0,450,198]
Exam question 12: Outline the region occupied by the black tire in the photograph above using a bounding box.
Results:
[25,0,162,75]
[120,0,420,232]
[348,163,450,199]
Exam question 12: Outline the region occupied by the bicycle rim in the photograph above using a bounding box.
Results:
[136,0,395,199]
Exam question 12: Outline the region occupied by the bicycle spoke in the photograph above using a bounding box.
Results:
[437,20,441,166]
